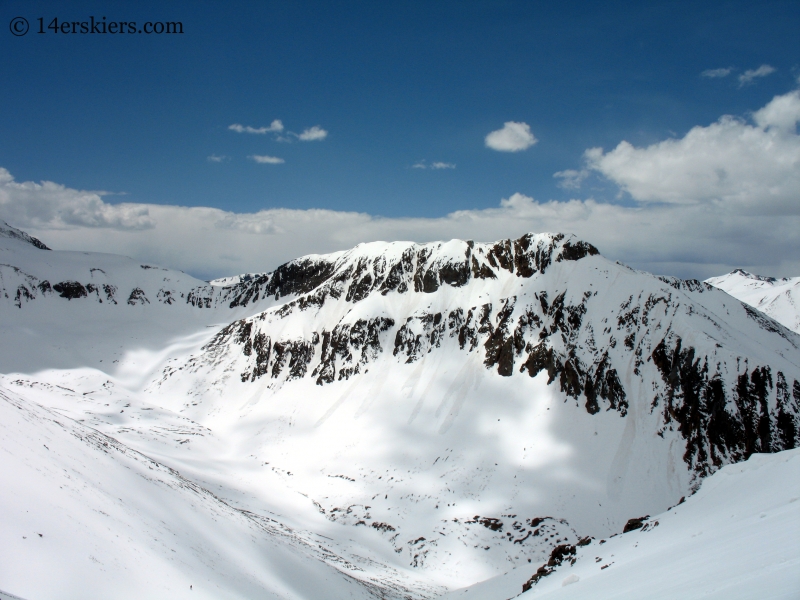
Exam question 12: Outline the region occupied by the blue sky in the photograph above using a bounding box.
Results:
[1,0,799,279]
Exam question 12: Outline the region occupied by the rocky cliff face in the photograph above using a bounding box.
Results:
[175,233,800,484]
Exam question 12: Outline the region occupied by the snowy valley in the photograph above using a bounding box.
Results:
[1,221,798,599]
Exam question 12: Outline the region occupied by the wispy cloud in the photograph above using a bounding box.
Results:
[701,67,733,78]
[485,121,537,152]
[412,160,455,170]
[297,126,328,141]
[249,155,285,164]
[738,64,776,87]
[207,154,228,163]
[228,120,284,134]
[553,169,589,189]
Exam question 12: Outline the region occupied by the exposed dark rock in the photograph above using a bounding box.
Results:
[774,373,800,449]
[438,258,470,288]
[394,313,446,363]
[623,516,648,533]
[157,289,176,304]
[472,516,503,531]
[53,281,88,300]
[380,248,415,295]
[264,258,337,301]
[650,335,797,476]
[14,285,34,307]
[127,288,150,306]
[227,274,271,308]
[186,288,214,308]
[556,239,599,263]
[102,284,117,304]
[522,566,552,592]
[522,542,578,592]
[547,543,576,566]
[483,297,517,376]
[314,317,395,383]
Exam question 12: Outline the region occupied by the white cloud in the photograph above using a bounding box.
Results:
[228,120,284,134]
[297,126,328,141]
[485,122,537,152]
[701,67,733,78]
[2,174,798,282]
[207,155,228,163]
[3,92,799,281]
[738,65,776,87]
[553,169,589,189]
[249,155,285,164]
[752,89,800,131]
[0,168,154,230]
[412,160,455,170]
[585,90,800,215]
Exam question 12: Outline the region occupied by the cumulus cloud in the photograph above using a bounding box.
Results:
[249,155,285,164]
[701,67,733,78]
[0,168,154,231]
[585,90,800,215]
[738,64,776,87]
[553,169,589,190]
[752,89,800,131]
[485,122,537,152]
[228,120,284,134]
[297,126,328,141]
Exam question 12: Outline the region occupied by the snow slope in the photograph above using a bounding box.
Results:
[439,448,800,600]
[707,269,800,334]
[2,224,799,597]
[144,233,800,584]
[0,384,432,600]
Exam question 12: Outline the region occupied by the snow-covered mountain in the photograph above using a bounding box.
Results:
[440,448,800,600]
[1,222,798,598]
[707,269,800,335]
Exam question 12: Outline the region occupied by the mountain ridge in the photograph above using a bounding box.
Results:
[1,224,799,594]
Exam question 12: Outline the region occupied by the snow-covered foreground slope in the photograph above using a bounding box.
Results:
[0,384,435,600]
[439,448,800,600]
[2,223,799,597]
[707,269,800,334]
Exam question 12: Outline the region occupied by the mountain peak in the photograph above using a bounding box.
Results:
[249,232,600,306]
[0,221,51,250]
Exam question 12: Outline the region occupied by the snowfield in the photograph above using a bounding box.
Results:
[440,448,800,600]
[707,269,800,334]
[1,221,798,598]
